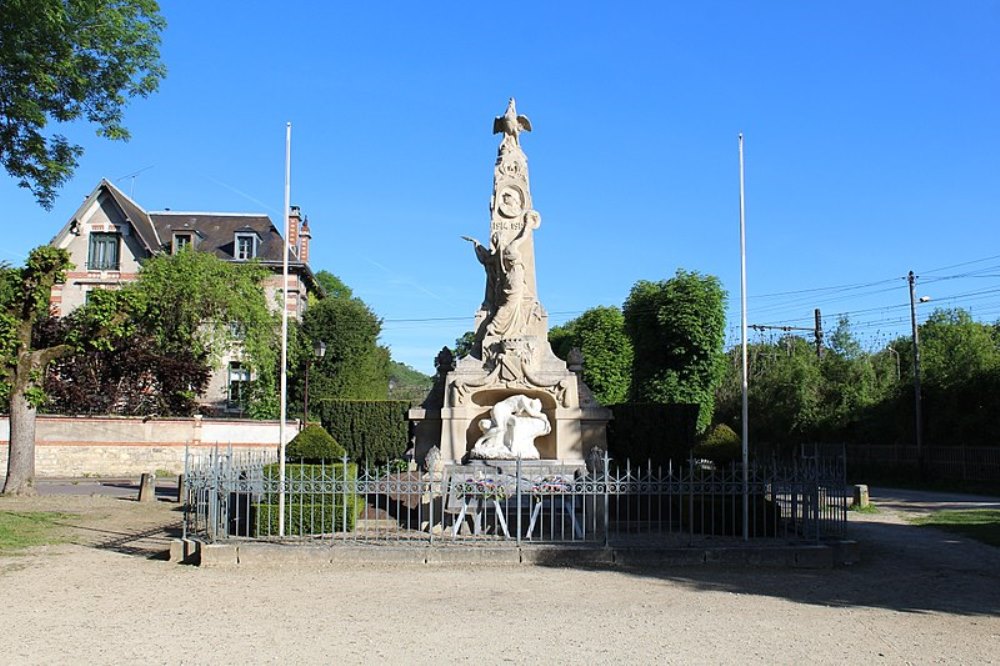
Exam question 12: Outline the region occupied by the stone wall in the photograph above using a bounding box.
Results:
[0,415,297,477]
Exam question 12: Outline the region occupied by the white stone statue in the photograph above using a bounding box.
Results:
[470,394,550,460]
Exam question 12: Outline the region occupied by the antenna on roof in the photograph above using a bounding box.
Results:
[115,164,156,198]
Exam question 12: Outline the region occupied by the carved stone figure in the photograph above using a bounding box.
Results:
[470,394,550,460]
[408,99,612,465]
[493,98,532,151]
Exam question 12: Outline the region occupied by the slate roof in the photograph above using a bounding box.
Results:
[149,212,292,263]
[101,180,162,251]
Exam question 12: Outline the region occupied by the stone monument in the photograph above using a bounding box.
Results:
[410,99,612,464]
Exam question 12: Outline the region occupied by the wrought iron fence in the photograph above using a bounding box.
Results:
[183,447,848,546]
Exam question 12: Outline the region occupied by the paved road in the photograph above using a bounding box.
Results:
[869,486,1000,514]
[35,477,180,501]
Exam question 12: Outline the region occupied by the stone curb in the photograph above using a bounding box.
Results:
[177,539,859,569]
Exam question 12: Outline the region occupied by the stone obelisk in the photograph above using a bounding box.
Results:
[410,99,611,465]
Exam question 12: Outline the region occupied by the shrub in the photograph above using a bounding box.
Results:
[693,423,742,466]
[286,425,346,462]
[252,462,360,536]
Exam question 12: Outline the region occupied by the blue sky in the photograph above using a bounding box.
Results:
[2,1,998,374]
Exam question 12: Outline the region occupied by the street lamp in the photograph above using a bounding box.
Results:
[303,340,327,428]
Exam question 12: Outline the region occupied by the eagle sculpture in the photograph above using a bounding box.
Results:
[493,98,532,146]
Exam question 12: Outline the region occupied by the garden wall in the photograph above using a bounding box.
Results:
[0,415,296,477]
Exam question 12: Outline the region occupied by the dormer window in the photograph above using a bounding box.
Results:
[172,232,194,254]
[235,232,258,260]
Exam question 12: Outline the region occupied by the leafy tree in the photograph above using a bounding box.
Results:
[0,0,167,208]
[42,318,210,416]
[43,250,279,417]
[623,270,727,432]
[548,306,633,405]
[302,296,389,401]
[917,308,999,390]
[1,247,73,495]
[314,270,353,300]
[818,317,883,435]
[715,337,823,453]
[452,331,476,359]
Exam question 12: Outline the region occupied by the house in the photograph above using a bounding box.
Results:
[48,179,321,413]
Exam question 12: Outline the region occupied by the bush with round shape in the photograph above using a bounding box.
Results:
[693,423,742,466]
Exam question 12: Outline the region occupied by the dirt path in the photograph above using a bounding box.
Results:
[1,490,998,665]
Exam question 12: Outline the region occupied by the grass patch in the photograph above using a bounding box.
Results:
[0,511,70,553]
[911,509,1000,547]
[848,503,879,514]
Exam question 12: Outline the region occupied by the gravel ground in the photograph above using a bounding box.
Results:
[0,489,998,665]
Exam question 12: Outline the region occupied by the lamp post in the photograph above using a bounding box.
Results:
[303,340,326,428]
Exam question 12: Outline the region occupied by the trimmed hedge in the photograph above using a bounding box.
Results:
[606,403,699,466]
[253,500,360,535]
[287,425,346,462]
[252,462,360,536]
[317,400,410,463]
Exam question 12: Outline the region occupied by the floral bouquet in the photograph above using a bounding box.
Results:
[530,475,573,496]
[456,476,508,502]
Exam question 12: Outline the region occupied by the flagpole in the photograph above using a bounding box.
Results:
[278,122,291,537]
[738,133,749,542]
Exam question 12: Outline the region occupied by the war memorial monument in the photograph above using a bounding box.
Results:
[410,99,612,467]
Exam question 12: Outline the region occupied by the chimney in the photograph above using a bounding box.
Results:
[288,205,301,257]
[299,216,312,264]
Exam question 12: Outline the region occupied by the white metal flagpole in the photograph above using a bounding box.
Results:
[278,122,291,537]
[738,133,749,542]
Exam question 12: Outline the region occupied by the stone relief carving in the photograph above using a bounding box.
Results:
[469,394,549,460]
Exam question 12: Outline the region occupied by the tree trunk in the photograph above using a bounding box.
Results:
[3,384,37,496]
[2,346,69,496]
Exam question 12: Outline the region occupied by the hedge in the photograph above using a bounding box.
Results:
[252,462,360,536]
[253,500,360,535]
[286,425,346,462]
[606,403,699,466]
[316,400,410,463]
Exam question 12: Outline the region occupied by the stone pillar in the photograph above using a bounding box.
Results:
[138,472,156,502]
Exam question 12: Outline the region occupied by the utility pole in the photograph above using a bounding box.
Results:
[908,270,925,479]
[814,308,823,358]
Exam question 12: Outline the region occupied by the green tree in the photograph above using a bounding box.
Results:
[302,296,390,401]
[918,308,999,390]
[818,317,882,435]
[548,306,633,405]
[0,0,167,208]
[47,250,279,417]
[623,270,727,432]
[314,270,353,300]
[715,337,823,452]
[1,247,73,495]
[452,331,476,359]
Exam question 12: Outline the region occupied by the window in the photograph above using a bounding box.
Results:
[228,362,250,408]
[88,232,119,270]
[228,321,246,340]
[235,233,256,260]
[173,233,193,254]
